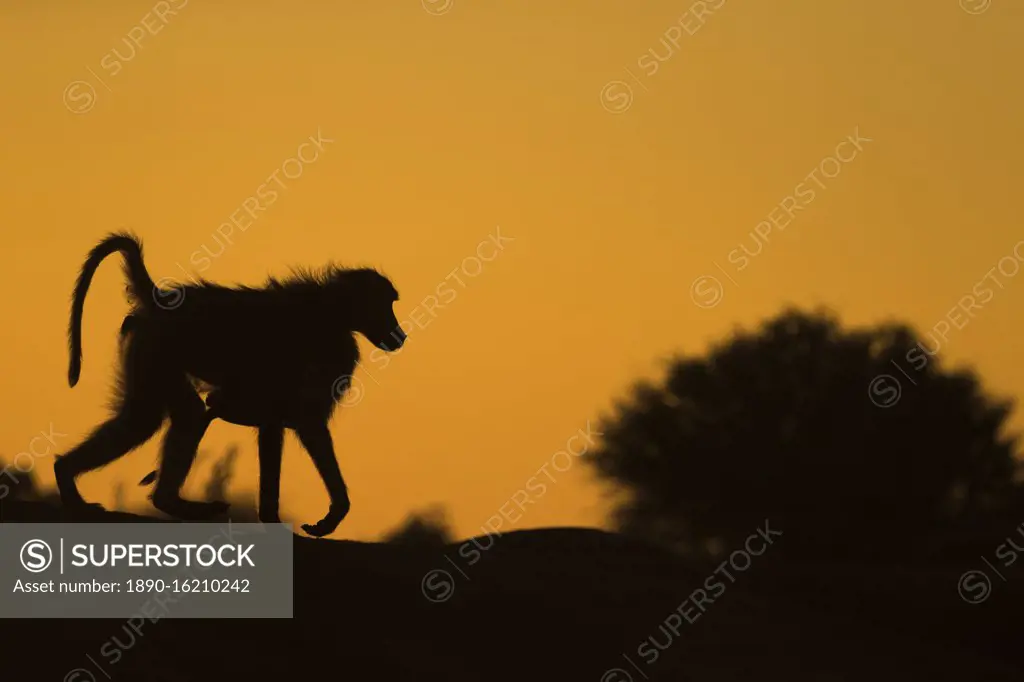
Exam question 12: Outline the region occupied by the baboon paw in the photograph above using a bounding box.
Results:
[301,518,338,538]
[301,504,348,538]
[301,520,333,536]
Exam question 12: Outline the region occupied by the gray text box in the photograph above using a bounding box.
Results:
[0,522,292,618]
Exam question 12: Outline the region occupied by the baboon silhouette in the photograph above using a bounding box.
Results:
[55,232,405,537]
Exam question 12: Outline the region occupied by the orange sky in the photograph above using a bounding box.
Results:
[1,1,1022,540]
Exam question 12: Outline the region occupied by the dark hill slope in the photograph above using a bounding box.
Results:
[1,500,1019,681]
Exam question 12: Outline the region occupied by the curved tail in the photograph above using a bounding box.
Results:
[68,232,156,387]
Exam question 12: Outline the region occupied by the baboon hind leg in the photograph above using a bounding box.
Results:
[54,335,169,511]
[54,408,165,511]
[150,380,229,520]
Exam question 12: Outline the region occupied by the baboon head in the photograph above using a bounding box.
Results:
[338,268,406,352]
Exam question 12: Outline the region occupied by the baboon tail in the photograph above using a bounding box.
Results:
[68,232,156,387]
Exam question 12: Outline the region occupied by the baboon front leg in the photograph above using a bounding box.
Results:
[151,384,228,521]
[257,426,284,523]
[294,422,350,538]
[205,388,285,523]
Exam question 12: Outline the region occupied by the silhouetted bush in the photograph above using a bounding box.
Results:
[0,444,260,522]
[585,307,1024,560]
[201,444,258,522]
[382,504,454,546]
